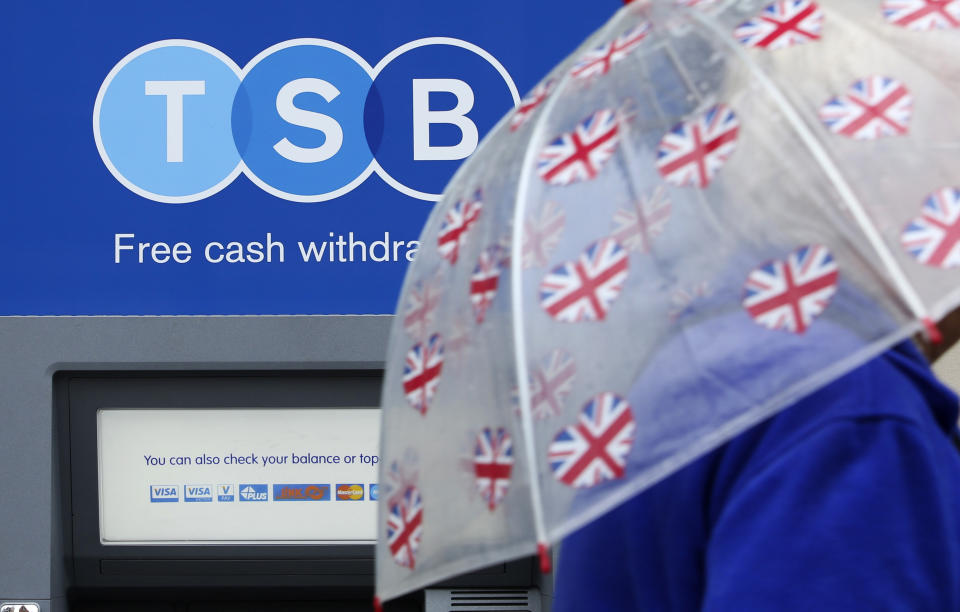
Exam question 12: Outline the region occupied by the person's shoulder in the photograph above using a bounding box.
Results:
[750,341,955,455]
[706,342,959,513]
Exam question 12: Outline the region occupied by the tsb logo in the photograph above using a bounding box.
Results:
[93,38,519,203]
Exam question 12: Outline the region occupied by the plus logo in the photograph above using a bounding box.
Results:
[93,39,519,203]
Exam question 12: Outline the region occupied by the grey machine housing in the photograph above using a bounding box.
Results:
[0,315,542,611]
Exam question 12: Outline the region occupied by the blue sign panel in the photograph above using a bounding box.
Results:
[3,1,618,314]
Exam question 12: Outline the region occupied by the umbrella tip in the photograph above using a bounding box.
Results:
[922,316,943,345]
[537,542,552,574]
[373,596,383,612]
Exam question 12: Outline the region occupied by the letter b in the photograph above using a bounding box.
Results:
[412,79,478,161]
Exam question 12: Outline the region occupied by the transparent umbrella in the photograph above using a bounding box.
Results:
[375,0,960,605]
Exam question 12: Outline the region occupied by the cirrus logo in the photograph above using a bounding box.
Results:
[93,38,520,204]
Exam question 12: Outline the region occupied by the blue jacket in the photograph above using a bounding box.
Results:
[554,343,960,611]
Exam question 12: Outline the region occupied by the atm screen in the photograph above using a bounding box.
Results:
[98,408,381,545]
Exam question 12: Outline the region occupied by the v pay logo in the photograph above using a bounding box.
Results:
[93,38,519,204]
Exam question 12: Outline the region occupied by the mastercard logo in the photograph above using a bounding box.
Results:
[336,484,364,500]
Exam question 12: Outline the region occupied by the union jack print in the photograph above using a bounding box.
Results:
[882,0,960,30]
[470,247,504,323]
[510,80,556,132]
[473,428,514,511]
[611,187,672,253]
[523,200,566,268]
[656,104,739,188]
[901,187,960,268]
[538,109,620,186]
[384,451,419,509]
[743,245,839,334]
[528,349,577,420]
[403,334,444,415]
[446,317,471,357]
[540,238,630,323]
[437,191,483,264]
[571,23,651,80]
[668,281,713,321]
[403,275,442,339]
[548,392,636,488]
[735,0,823,50]
[819,76,913,140]
[386,486,423,569]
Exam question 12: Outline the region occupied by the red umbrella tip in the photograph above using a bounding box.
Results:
[373,596,383,612]
[537,542,552,574]
[923,317,943,345]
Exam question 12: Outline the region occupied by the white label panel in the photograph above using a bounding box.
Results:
[98,408,381,545]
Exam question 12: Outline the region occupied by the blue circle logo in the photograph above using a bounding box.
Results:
[94,41,242,203]
[94,38,519,204]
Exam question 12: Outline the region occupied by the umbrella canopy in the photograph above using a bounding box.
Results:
[376,0,960,603]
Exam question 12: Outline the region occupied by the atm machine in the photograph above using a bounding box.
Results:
[0,316,546,612]
[2,1,616,610]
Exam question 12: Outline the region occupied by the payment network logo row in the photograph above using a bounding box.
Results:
[150,483,379,502]
[94,39,519,204]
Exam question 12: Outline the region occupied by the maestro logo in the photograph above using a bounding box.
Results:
[93,38,519,204]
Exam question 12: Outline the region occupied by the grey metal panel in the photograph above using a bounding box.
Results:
[0,315,391,602]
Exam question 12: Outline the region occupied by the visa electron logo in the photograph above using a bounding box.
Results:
[150,485,179,502]
[94,39,519,204]
[184,484,213,502]
[336,484,364,500]
[239,484,269,501]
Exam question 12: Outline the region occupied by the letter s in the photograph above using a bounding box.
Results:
[273,78,344,163]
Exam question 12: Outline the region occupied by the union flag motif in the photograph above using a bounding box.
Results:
[901,187,960,268]
[548,392,636,488]
[473,428,514,511]
[446,317,471,357]
[470,246,503,323]
[403,275,442,339]
[403,334,444,415]
[819,76,913,140]
[735,0,824,50]
[570,23,651,80]
[384,451,419,509]
[538,109,620,186]
[438,191,483,264]
[668,282,712,321]
[540,238,630,323]
[743,245,839,334]
[528,349,577,420]
[386,486,423,569]
[882,0,960,30]
[511,80,556,132]
[523,200,566,268]
[611,186,672,253]
[656,104,739,189]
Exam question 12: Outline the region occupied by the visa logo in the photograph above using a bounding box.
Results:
[239,484,268,502]
[184,484,213,502]
[217,484,235,502]
[150,485,178,502]
[273,484,330,501]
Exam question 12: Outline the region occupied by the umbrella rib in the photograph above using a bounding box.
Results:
[686,8,934,334]
[509,3,635,557]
